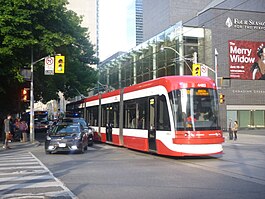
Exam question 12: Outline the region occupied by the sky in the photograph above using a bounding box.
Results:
[98,0,136,61]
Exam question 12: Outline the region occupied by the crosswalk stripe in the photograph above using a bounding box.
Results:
[0,166,43,170]
[0,169,48,176]
[0,175,54,183]
[0,151,77,199]
[0,162,39,166]
[1,190,74,199]
[0,181,61,191]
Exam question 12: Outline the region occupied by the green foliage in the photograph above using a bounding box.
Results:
[0,0,98,114]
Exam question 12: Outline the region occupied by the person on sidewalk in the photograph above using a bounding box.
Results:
[19,119,28,142]
[14,118,22,142]
[232,120,239,141]
[3,114,12,149]
[228,118,233,140]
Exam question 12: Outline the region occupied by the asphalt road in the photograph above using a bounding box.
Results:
[1,132,265,199]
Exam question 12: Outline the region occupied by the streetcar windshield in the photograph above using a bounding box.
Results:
[169,88,221,131]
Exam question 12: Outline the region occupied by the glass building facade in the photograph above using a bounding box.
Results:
[98,22,207,90]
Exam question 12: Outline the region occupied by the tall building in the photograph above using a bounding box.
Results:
[67,0,99,57]
[135,0,143,45]
[142,0,213,41]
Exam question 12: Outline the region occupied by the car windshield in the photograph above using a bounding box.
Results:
[51,125,80,135]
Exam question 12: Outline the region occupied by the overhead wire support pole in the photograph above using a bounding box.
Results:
[161,46,192,73]
[214,48,218,90]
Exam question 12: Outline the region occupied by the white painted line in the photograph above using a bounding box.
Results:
[0,175,54,183]
[0,181,61,191]
[0,170,48,176]
[0,162,39,166]
[0,166,43,171]
[29,152,78,199]
[0,190,74,199]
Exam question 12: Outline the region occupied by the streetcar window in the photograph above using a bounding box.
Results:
[101,103,119,128]
[109,103,119,128]
[157,95,170,131]
[87,106,98,126]
[169,88,220,131]
[101,105,107,127]
[124,97,147,129]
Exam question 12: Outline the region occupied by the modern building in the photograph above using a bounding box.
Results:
[67,0,99,57]
[98,0,265,131]
[142,0,213,41]
[136,0,143,45]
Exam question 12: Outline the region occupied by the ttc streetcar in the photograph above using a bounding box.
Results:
[66,76,224,156]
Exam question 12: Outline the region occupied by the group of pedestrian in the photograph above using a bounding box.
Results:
[228,119,238,141]
[2,114,28,149]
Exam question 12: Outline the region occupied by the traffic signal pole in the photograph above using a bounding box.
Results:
[30,48,34,143]
[29,50,56,143]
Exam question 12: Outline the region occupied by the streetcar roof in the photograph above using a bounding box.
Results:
[71,76,216,105]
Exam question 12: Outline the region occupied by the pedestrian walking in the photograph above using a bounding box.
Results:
[228,118,233,140]
[19,119,28,142]
[3,114,12,149]
[232,120,238,141]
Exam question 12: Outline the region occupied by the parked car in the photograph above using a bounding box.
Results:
[45,123,89,154]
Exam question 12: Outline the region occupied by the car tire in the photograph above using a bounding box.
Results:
[88,135,93,146]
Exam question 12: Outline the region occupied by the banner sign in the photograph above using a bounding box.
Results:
[229,40,265,80]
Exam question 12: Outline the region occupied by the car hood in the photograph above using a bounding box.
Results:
[49,133,80,140]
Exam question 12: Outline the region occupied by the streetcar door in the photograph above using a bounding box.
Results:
[106,105,113,142]
[148,97,157,152]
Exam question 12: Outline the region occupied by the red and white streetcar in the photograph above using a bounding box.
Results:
[66,76,224,156]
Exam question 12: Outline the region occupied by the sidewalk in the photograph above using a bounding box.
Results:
[223,131,265,145]
[0,140,41,152]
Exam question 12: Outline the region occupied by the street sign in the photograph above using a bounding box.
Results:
[45,57,54,75]
[201,64,208,76]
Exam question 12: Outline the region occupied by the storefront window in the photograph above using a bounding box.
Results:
[238,110,250,128]
[253,111,264,128]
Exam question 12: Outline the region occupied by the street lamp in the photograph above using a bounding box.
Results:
[160,46,192,75]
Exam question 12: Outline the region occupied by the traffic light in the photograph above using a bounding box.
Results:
[219,93,225,104]
[55,55,65,73]
[192,64,201,76]
[21,88,29,102]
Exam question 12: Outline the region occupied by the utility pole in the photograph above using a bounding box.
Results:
[214,48,218,89]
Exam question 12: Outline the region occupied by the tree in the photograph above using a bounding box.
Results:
[0,0,98,114]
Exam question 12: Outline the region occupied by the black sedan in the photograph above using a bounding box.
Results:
[45,123,89,154]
